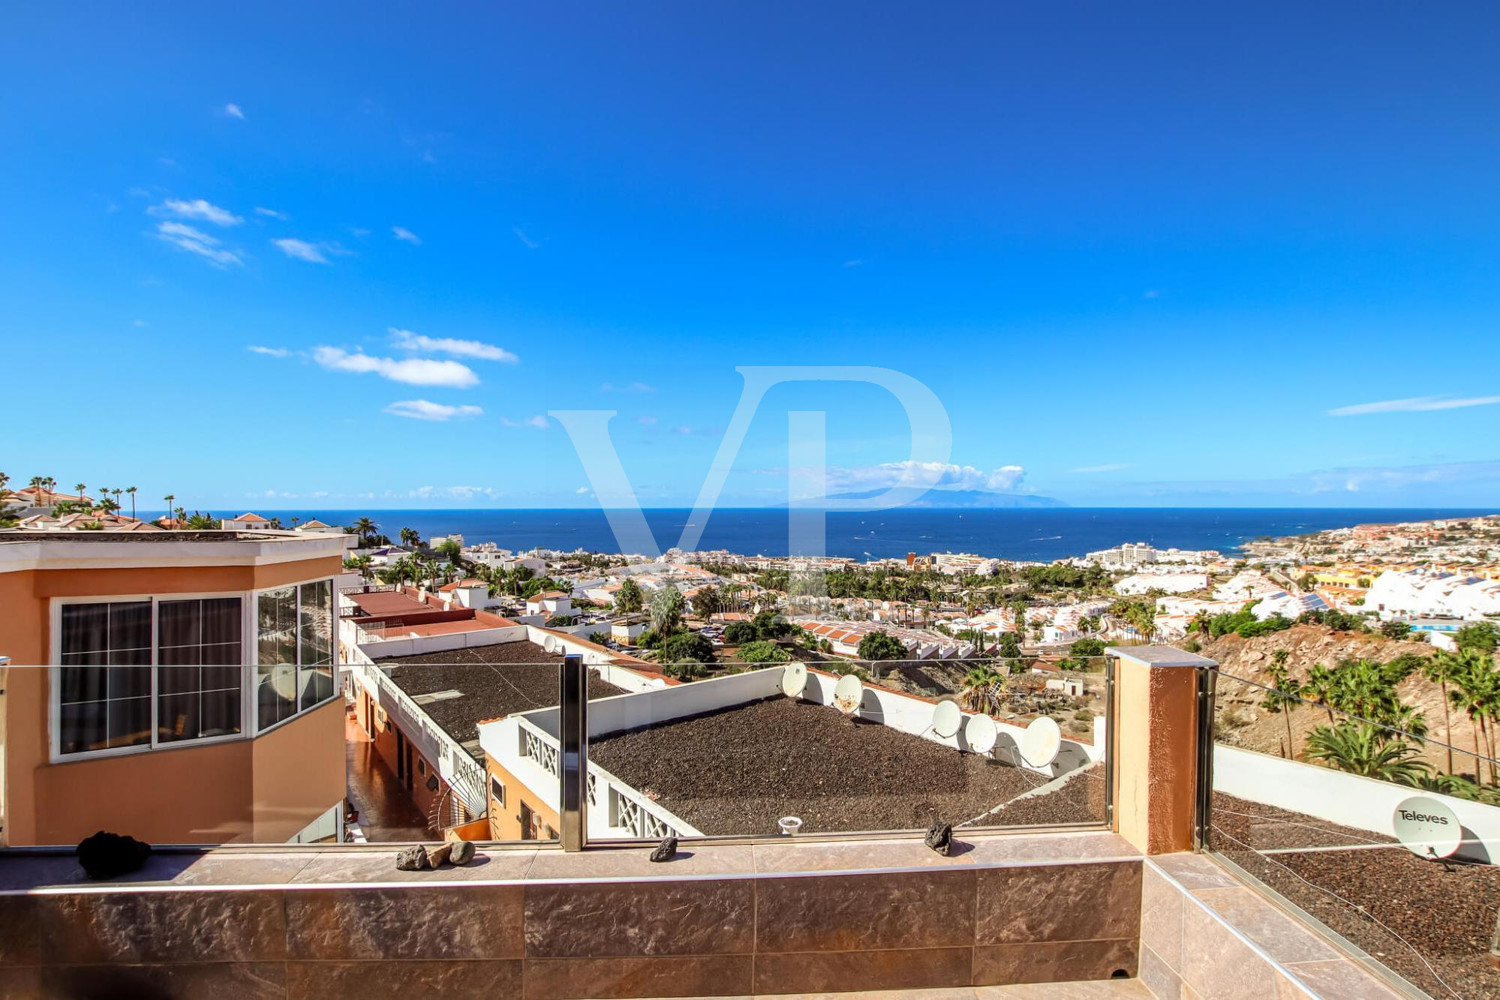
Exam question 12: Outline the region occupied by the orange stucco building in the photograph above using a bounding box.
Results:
[0,529,352,846]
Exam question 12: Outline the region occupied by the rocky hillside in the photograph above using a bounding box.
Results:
[1187,625,1481,776]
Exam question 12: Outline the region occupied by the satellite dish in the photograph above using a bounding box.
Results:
[542,635,558,653]
[966,714,998,755]
[781,662,809,698]
[1020,716,1063,767]
[1393,796,1462,860]
[932,700,962,739]
[832,673,864,715]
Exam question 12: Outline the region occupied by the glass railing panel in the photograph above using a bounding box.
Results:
[582,654,1110,841]
[1207,667,1500,1000]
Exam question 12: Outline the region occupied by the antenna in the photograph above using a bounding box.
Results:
[781,662,809,698]
[1392,796,1462,860]
[832,673,864,716]
[931,699,962,739]
[1019,716,1063,768]
[966,714,998,755]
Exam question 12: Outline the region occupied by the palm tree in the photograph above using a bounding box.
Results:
[1306,721,1432,785]
[399,526,420,549]
[126,486,137,519]
[1421,651,1464,775]
[353,517,379,544]
[1450,649,1500,785]
[1263,650,1302,759]
[74,482,87,505]
[962,664,1001,714]
[163,495,175,524]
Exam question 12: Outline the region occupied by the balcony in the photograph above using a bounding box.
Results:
[0,646,1488,999]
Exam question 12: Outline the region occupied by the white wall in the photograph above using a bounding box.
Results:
[355,624,527,660]
[1214,744,1500,862]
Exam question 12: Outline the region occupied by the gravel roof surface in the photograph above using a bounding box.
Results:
[588,696,1100,836]
[1213,792,1499,1000]
[375,645,625,753]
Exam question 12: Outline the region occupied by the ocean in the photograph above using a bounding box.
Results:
[230,507,1496,563]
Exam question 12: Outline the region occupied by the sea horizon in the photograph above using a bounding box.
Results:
[145,505,1500,563]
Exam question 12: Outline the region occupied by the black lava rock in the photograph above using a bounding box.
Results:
[649,836,679,863]
[448,840,476,865]
[924,821,954,856]
[76,831,152,880]
[395,845,429,871]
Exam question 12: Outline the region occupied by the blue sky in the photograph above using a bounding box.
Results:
[3,2,1499,510]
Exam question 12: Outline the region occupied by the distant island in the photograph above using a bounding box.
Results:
[790,488,1069,509]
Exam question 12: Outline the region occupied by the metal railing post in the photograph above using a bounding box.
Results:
[1103,654,1117,828]
[1193,664,1218,852]
[559,653,588,851]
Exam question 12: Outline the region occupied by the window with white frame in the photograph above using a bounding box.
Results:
[256,579,335,730]
[57,597,245,756]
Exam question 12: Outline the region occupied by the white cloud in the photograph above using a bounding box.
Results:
[247,345,290,358]
[1308,459,1500,494]
[575,487,590,495]
[272,238,329,263]
[601,381,655,393]
[313,346,479,387]
[132,319,148,328]
[254,206,287,220]
[224,103,245,120]
[151,198,243,226]
[392,226,422,244]
[824,461,1027,494]
[155,221,243,267]
[1327,395,1500,417]
[1072,463,1131,473]
[512,226,539,249]
[502,415,549,429]
[383,399,484,422]
[396,485,500,501]
[636,415,659,426]
[390,327,518,363]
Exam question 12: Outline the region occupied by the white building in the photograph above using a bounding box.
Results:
[1115,572,1210,596]
[221,512,276,531]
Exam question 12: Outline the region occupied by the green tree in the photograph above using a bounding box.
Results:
[724,620,758,644]
[962,664,1002,714]
[857,630,906,661]
[1449,648,1500,784]
[399,526,421,549]
[1455,621,1499,655]
[1380,620,1412,641]
[1421,650,1465,775]
[352,517,379,543]
[650,584,686,637]
[1263,649,1302,758]
[434,538,462,564]
[614,578,644,614]
[1305,721,1432,785]
[658,631,714,669]
[738,639,790,664]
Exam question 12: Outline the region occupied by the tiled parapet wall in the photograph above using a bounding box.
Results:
[0,844,1143,999]
[1139,854,1412,1000]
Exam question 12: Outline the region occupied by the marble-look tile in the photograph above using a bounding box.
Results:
[752,838,981,874]
[976,862,1141,944]
[161,853,317,886]
[524,879,754,958]
[525,954,754,999]
[760,989,977,1000]
[290,849,536,883]
[286,959,522,999]
[1177,901,1279,1000]
[1139,867,1184,972]
[284,885,523,960]
[41,962,286,1000]
[977,981,1153,998]
[1275,972,1318,999]
[1193,888,1339,965]
[1283,959,1407,1000]
[1138,944,1182,1000]
[755,870,976,953]
[754,947,972,995]
[973,939,1137,986]
[0,895,40,967]
[960,832,1141,867]
[1149,854,1239,892]
[0,966,42,1000]
[528,844,755,881]
[35,890,287,964]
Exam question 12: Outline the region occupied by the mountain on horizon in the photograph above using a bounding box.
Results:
[789,488,1068,509]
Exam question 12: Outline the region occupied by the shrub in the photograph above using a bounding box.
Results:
[738,639,790,663]
[662,660,706,681]
[658,631,715,666]
[724,621,758,645]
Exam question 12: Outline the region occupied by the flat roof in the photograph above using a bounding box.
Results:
[374,642,626,756]
[0,529,318,544]
[588,697,1104,836]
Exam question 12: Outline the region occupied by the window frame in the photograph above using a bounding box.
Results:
[252,578,339,738]
[49,577,341,762]
[49,591,254,763]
